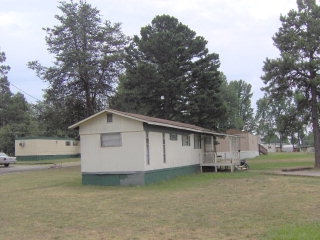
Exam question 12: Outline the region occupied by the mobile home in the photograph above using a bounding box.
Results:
[216,129,260,159]
[69,109,239,186]
[15,137,80,161]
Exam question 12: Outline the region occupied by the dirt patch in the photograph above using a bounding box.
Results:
[282,167,314,172]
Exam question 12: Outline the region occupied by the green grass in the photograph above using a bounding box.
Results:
[248,152,314,170]
[1,153,320,239]
[262,222,320,240]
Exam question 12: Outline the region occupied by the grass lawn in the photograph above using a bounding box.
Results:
[1,153,320,239]
[249,152,315,170]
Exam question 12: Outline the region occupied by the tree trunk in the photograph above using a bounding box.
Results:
[311,86,320,168]
[279,133,283,152]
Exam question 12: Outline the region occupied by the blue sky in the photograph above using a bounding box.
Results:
[0,0,298,106]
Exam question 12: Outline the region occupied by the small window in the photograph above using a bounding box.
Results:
[194,134,201,149]
[169,133,178,141]
[65,141,71,146]
[107,113,113,123]
[182,135,190,146]
[101,133,122,147]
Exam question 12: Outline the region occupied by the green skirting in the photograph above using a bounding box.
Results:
[16,154,80,161]
[144,164,200,185]
[82,164,200,186]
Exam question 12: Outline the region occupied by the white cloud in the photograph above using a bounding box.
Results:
[0,12,18,27]
[230,0,296,20]
[0,0,301,105]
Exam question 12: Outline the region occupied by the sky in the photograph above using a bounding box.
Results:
[0,0,298,107]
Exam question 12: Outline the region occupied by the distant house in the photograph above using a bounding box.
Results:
[261,143,276,153]
[69,109,240,186]
[15,137,80,161]
[216,129,260,159]
[261,143,314,153]
[299,145,314,152]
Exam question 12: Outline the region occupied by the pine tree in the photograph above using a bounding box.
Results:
[112,15,226,130]
[262,0,320,167]
[29,0,128,134]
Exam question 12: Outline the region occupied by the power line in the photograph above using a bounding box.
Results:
[9,82,42,102]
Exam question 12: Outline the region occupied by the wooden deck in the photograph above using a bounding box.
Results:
[201,160,236,172]
[200,152,239,172]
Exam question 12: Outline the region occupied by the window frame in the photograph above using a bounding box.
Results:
[106,113,113,123]
[169,133,178,141]
[194,134,202,149]
[101,132,122,147]
[182,135,190,146]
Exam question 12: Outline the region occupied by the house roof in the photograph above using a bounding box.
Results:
[69,109,229,137]
[226,129,248,135]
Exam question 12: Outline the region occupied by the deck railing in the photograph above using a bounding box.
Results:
[201,151,240,172]
[201,152,216,165]
[201,151,240,165]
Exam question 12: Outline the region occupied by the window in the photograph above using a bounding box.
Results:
[107,113,113,123]
[169,133,178,141]
[194,134,201,149]
[182,135,190,146]
[101,133,122,147]
[65,141,71,146]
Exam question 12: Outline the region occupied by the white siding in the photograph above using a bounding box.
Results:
[78,112,204,173]
[15,139,80,157]
[80,131,145,173]
[79,112,144,135]
[79,113,145,173]
[145,132,202,171]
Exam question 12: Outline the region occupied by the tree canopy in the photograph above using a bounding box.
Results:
[28,0,128,135]
[111,14,226,130]
[262,0,320,167]
[0,50,33,154]
[220,78,254,131]
[0,51,11,127]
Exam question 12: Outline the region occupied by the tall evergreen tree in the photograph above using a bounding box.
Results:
[220,79,254,131]
[28,0,128,134]
[255,96,277,144]
[0,50,11,127]
[0,50,34,154]
[261,0,320,167]
[112,15,226,130]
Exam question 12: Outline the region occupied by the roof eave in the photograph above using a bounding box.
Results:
[68,109,235,137]
[146,121,229,136]
[68,110,107,129]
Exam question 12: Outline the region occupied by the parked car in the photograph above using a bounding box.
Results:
[0,152,16,167]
